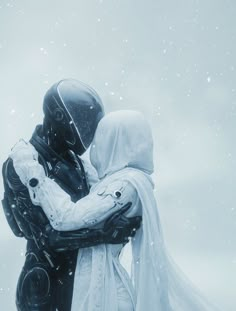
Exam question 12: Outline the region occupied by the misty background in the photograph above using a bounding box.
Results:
[0,0,235,310]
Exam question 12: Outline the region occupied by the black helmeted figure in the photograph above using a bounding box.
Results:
[2,79,141,311]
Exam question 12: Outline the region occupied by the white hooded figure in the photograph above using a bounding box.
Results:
[11,110,220,311]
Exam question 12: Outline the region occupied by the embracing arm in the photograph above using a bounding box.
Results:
[29,178,123,231]
[10,140,139,232]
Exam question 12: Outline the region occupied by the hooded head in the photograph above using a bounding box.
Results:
[90,110,154,179]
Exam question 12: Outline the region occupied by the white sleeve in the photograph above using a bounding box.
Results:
[27,171,139,232]
[28,176,125,231]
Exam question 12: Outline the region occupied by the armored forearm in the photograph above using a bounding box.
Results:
[45,203,141,252]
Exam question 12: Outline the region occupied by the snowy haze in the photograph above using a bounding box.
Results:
[0,0,235,310]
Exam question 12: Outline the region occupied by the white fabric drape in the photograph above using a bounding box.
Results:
[71,167,219,311]
[117,168,219,311]
[86,110,220,311]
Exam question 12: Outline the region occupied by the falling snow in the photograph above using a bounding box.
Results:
[0,1,235,310]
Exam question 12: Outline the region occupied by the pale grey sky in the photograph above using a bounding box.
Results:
[0,0,235,310]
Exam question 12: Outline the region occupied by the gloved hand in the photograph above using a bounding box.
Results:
[10,139,45,186]
[103,202,142,244]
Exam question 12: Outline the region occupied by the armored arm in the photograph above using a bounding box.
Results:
[26,172,141,235]
[3,157,141,252]
[43,154,142,249]
[45,202,141,251]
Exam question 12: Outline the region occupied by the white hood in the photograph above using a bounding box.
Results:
[90,110,154,179]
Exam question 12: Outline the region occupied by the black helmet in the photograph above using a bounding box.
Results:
[43,79,104,155]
